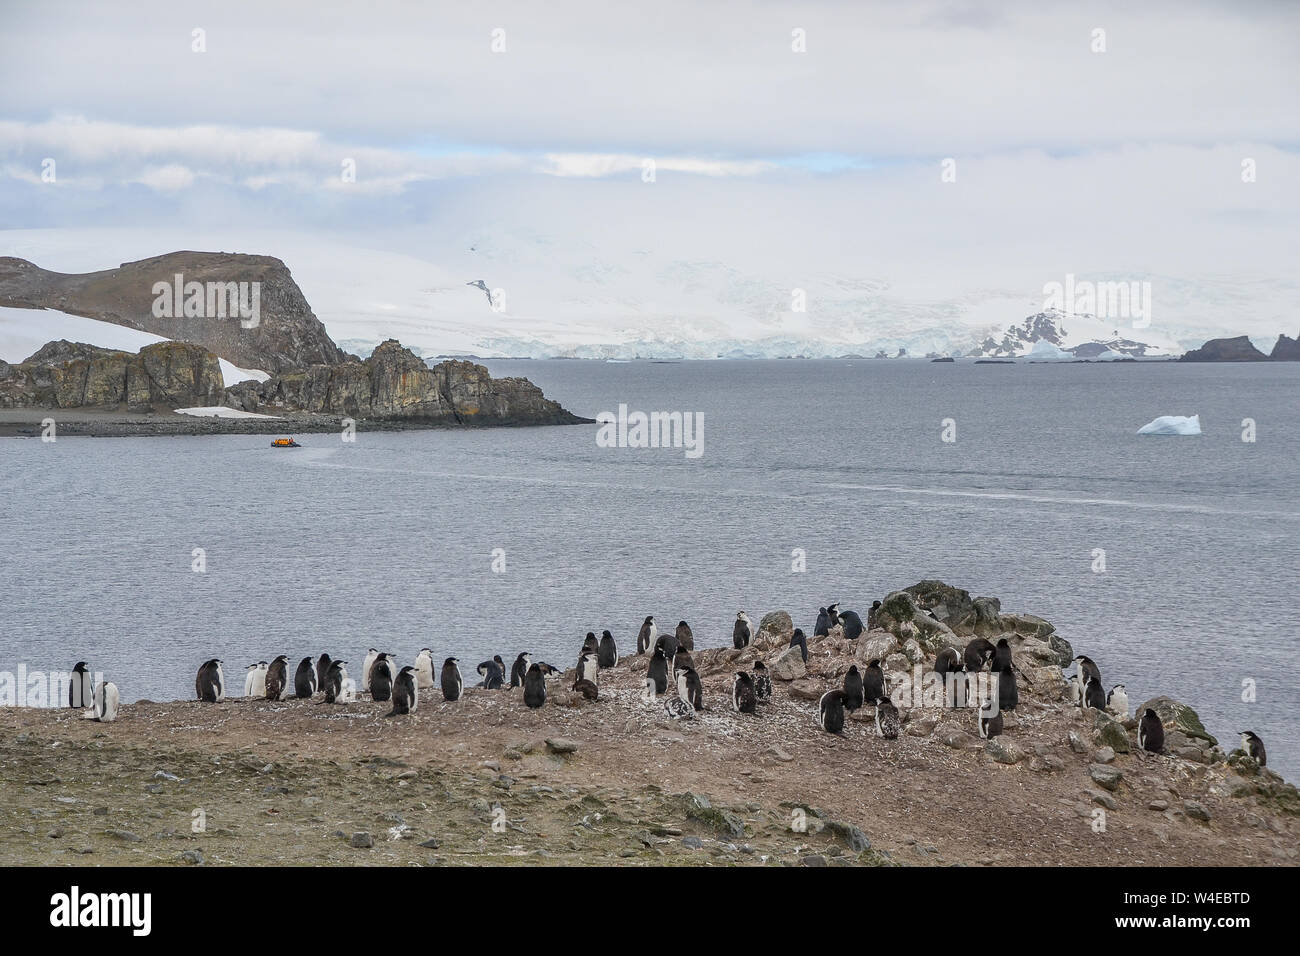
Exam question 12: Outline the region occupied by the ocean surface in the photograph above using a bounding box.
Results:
[3,358,1298,779]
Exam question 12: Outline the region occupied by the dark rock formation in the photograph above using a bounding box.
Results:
[240,339,585,425]
[0,252,345,374]
[0,340,224,410]
[1179,335,1268,362]
[1269,331,1300,361]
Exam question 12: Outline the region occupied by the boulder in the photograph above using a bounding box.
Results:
[1092,710,1132,754]
[757,611,793,642]
[769,645,807,681]
[1138,696,1217,748]
[1089,764,1123,792]
[855,633,899,664]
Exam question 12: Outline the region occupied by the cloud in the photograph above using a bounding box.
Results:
[131,164,196,191]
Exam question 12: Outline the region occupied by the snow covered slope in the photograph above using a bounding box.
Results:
[0,305,269,386]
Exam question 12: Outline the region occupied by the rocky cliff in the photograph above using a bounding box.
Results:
[228,339,585,425]
[1179,335,1270,362]
[1269,331,1300,361]
[0,339,224,410]
[0,252,345,374]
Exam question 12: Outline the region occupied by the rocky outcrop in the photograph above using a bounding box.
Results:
[0,340,223,410]
[1179,335,1269,362]
[0,252,345,374]
[1270,331,1300,361]
[241,339,586,425]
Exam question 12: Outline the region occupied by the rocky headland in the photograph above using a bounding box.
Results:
[1,580,1293,867]
[0,252,587,433]
[1180,331,1300,362]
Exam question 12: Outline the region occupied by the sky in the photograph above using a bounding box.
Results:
[1,0,1298,353]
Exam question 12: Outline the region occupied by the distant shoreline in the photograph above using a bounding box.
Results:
[0,408,595,439]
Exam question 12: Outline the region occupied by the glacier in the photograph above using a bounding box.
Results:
[1137,415,1202,436]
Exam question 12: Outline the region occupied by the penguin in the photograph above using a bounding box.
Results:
[388,665,418,716]
[978,698,1003,739]
[963,638,996,673]
[674,621,694,651]
[1106,684,1129,719]
[1073,655,1102,687]
[752,661,772,702]
[361,648,379,693]
[476,658,504,689]
[315,653,332,691]
[664,697,695,720]
[370,654,394,703]
[523,663,547,709]
[87,680,119,722]
[818,689,846,735]
[249,661,268,699]
[536,662,564,678]
[195,659,225,703]
[789,627,809,663]
[1067,669,1084,707]
[647,647,670,695]
[653,632,679,664]
[934,647,963,707]
[441,657,463,701]
[510,652,531,688]
[414,649,435,691]
[573,677,599,700]
[636,616,657,655]
[814,607,831,638]
[265,655,289,700]
[294,657,317,698]
[997,665,1018,712]
[826,603,841,627]
[1240,731,1266,766]
[991,638,1013,673]
[578,652,599,684]
[732,611,752,649]
[338,676,357,703]
[1138,708,1164,754]
[874,696,900,739]
[732,672,757,714]
[324,660,349,703]
[677,666,703,710]
[934,647,961,677]
[69,662,93,709]
[840,610,864,641]
[673,645,695,676]
[863,659,885,703]
[597,630,618,668]
[581,632,600,657]
[242,663,259,698]
[842,664,864,712]
[1083,674,1106,711]
[866,600,882,630]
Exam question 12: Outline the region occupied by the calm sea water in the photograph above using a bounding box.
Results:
[3,358,1298,778]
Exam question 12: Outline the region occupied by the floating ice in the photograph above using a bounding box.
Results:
[1027,339,1073,361]
[1137,414,1201,436]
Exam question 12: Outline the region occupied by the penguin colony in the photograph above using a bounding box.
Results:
[60,600,1270,771]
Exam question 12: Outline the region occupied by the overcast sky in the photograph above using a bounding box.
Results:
[1,0,1297,343]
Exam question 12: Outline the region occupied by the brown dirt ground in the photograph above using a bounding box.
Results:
[1,629,1296,867]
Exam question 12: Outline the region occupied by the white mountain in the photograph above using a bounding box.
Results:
[0,227,1288,361]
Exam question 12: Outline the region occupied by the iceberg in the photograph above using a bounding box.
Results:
[1027,339,1073,361]
[1137,414,1201,436]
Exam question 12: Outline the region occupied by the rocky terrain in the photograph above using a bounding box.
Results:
[0,340,224,411]
[0,251,586,430]
[1179,331,1300,362]
[0,252,344,374]
[1,581,1294,867]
